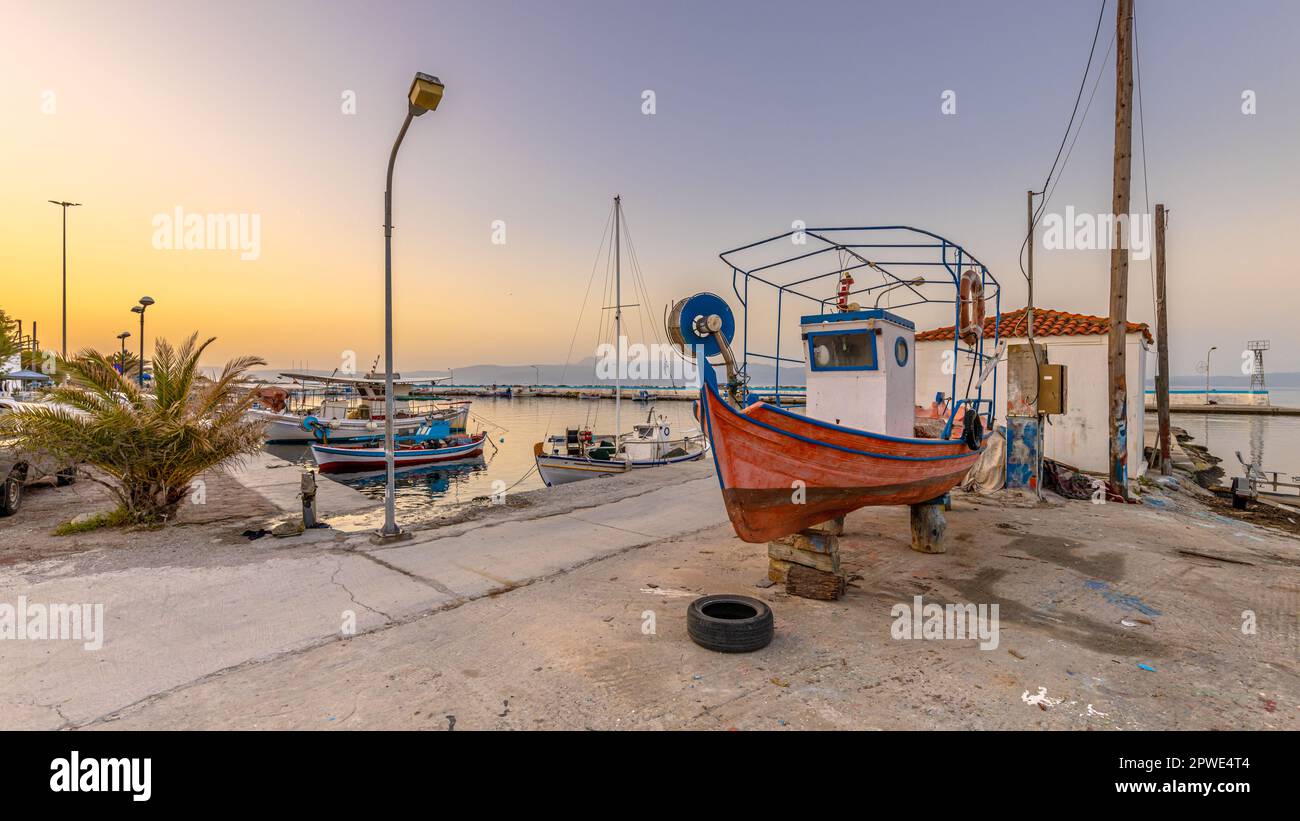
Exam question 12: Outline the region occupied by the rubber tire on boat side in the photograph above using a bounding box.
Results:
[686,594,774,653]
[962,409,983,451]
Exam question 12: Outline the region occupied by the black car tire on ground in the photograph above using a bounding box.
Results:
[0,472,22,517]
[686,594,774,653]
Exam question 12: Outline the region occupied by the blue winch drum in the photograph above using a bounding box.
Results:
[674,292,735,358]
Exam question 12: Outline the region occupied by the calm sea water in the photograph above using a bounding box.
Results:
[267,389,1300,523]
[1147,387,1300,487]
[265,396,702,523]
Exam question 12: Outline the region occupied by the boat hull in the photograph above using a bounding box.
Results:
[699,371,986,542]
[250,407,465,443]
[310,433,487,474]
[534,445,708,487]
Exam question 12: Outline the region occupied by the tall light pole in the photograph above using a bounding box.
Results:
[532,365,540,385]
[377,72,445,541]
[130,297,154,387]
[116,331,131,375]
[48,200,82,358]
[1204,346,1217,400]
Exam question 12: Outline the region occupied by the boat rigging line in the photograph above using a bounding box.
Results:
[542,200,616,440]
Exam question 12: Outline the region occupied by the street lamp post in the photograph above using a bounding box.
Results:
[130,297,154,388]
[1204,345,1217,402]
[47,200,82,359]
[116,331,131,375]
[532,365,540,385]
[377,72,445,541]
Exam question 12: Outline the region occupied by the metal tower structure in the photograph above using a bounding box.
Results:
[1247,340,1269,390]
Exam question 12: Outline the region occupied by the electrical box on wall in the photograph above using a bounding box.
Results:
[1038,363,1067,415]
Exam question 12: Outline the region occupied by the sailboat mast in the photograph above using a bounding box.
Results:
[614,194,622,444]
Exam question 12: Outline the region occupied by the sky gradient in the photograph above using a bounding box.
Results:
[2,0,1297,378]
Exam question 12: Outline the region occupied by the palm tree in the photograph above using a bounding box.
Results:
[0,333,267,524]
[0,309,19,366]
[110,348,148,380]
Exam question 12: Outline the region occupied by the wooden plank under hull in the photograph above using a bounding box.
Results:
[700,376,985,543]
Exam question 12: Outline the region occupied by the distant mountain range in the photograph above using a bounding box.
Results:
[252,357,807,387]
[247,364,1300,391]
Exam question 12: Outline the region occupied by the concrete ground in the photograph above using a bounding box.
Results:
[1,458,1296,730]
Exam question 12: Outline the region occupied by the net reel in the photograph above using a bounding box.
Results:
[665,292,744,403]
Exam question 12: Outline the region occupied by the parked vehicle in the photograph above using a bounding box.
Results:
[0,397,78,516]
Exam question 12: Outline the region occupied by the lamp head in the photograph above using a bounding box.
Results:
[118,331,131,340]
[138,296,155,308]
[131,305,143,314]
[408,72,444,115]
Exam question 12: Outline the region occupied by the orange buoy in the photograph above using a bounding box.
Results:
[958,269,986,346]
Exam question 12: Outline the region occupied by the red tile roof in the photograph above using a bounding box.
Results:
[915,307,1153,345]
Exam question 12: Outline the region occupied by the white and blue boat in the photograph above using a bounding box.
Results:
[533,195,708,487]
[309,417,487,474]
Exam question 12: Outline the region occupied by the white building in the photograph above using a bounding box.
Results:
[914,307,1152,476]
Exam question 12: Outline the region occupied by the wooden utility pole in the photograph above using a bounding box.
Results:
[1026,190,1035,339]
[1107,0,1135,493]
[1154,204,1172,474]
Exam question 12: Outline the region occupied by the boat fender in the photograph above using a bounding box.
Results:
[962,409,983,451]
[301,415,321,432]
[958,269,986,346]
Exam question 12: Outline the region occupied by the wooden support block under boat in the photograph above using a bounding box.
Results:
[909,501,947,554]
[805,516,845,536]
[784,563,847,601]
[767,519,846,599]
[767,558,791,585]
[768,542,840,574]
[772,530,837,555]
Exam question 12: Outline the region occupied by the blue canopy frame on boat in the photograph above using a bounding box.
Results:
[717,225,1002,433]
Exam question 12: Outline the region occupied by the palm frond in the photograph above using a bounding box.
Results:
[3,335,268,524]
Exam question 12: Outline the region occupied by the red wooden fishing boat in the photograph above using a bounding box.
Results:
[668,226,1001,543]
[698,367,986,542]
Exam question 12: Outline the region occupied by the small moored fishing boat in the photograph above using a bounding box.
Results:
[533,409,709,486]
[309,417,488,474]
[247,371,466,443]
[533,195,709,486]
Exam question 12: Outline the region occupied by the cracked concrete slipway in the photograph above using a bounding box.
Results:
[1,456,1296,730]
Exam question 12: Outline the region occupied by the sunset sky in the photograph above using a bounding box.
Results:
[2,0,1297,377]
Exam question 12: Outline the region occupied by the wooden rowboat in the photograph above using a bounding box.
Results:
[310,431,487,474]
[698,368,986,543]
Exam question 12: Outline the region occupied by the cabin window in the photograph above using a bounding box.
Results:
[808,330,877,371]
